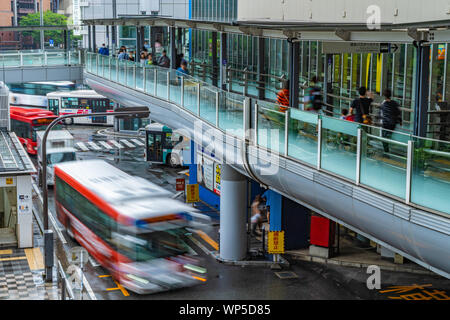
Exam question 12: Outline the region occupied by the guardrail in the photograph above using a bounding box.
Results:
[0,50,82,68]
[31,180,95,300]
[85,52,450,217]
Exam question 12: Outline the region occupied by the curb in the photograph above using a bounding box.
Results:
[285,252,435,276]
[212,251,290,268]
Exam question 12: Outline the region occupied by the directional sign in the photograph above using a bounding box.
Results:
[49,39,54,47]
[323,42,400,54]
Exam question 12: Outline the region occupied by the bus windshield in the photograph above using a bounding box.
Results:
[47,152,76,166]
[32,124,63,140]
[113,228,189,262]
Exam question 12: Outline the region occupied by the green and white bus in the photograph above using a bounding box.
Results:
[144,123,191,167]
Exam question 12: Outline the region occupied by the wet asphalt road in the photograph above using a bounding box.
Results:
[32,125,450,300]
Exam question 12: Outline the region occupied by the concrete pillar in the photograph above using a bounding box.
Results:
[219,165,247,261]
[288,40,300,109]
[414,43,431,137]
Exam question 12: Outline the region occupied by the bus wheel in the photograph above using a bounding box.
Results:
[167,154,179,168]
[64,118,73,125]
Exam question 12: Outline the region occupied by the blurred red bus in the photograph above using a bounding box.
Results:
[10,106,62,155]
[54,159,209,294]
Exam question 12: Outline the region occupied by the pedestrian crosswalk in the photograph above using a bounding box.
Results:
[74,137,145,152]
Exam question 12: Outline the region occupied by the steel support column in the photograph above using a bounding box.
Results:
[212,32,218,87]
[88,25,92,52]
[219,165,247,261]
[323,54,333,113]
[170,26,177,69]
[92,25,97,53]
[219,32,228,91]
[413,42,431,137]
[63,30,68,50]
[288,40,300,109]
[136,26,141,55]
[257,37,266,100]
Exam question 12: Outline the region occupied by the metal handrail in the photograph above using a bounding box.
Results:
[84,51,450,217]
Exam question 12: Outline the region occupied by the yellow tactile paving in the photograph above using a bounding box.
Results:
[194,229,219,251]
[0,256,27,262]
[24,248,45,271]
[0,249,12,255]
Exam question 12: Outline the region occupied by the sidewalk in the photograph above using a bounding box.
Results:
[284,236,435,276]
[0,218,60,300]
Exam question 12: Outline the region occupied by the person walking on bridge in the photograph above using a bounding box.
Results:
[276,80,290,112]
[380,89,402,153]
[158,50,171,68]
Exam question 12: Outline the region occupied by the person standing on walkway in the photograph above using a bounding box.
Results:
[276,80,290,112]
[350,87,373,125]
[98,43,109,56]
[380,89,402,153]
[118,47,129,60]
[158,50,171,68]
[176,61,189,76]
[251,195,264,236]
[305,76,323,112]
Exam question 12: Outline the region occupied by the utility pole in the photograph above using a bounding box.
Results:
[40,0,44,50]
[13,0,18,26]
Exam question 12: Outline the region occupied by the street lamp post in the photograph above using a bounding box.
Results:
[40,107,150,282]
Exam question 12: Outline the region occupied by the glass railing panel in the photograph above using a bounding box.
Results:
[22,53,44,66]
[136,64,144,91]
[118,59,126,84]
[169,69,183,105]
[156,68,169,100]
[47,52,67,65]
[0,54,20,67]
[218,91,244,137]
[199,84,218,125]
[360,129,408,199]
[126,61,136,88]
[109,57,117,81]
[321,116,359,181]
[183,78,199,113]
[411,137,450,214]
[69,51,80,65]
[288,109,319,166]
[145,67,155,95]
[257,101,286,154]
[91,53,98,75]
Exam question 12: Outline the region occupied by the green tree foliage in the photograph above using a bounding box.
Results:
[19,10,80,46]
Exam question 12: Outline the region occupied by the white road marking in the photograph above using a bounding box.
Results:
[120,139,135,148]
[75,142,89,152]
[87,141,102,151]
[108,140,123,148]
[98,141,113,150]
[131,138,145,146]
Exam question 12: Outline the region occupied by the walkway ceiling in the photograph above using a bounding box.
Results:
[81,16,450,43]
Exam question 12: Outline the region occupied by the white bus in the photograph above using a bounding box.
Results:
[46,90,114,125]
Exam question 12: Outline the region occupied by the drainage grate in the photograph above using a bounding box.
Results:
[275,271,298,279]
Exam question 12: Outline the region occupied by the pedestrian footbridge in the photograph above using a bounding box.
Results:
[0,50,83,83]
[21,51,449,279]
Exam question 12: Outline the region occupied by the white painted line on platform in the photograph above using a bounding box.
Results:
[139,137,145,142]
[87,141,102,151]
[131,139,145,146]
[75,142,89,152]
[98,141,113,150]
[120,139,135,148]
[108,140,123,148]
